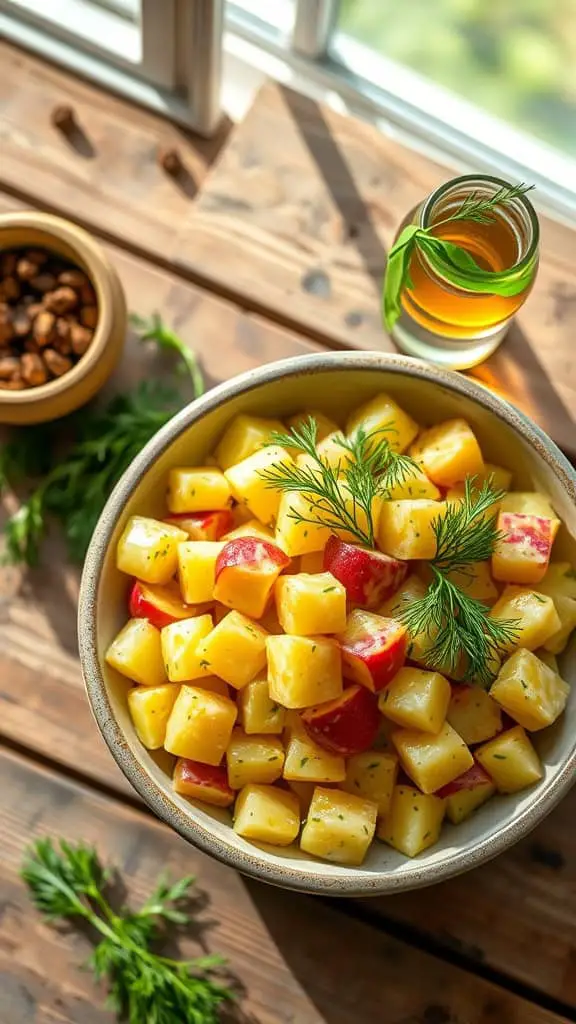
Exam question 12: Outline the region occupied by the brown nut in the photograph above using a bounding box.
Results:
[0,253,17,277]
[0,375,27,391]
[33,310,56,346]
[0,321,14,345]
[53,318,73,355]
[43,348,73,377]
[26,302,44,320]
[0,356,21,380]
[25,249,48,266]
[70,322,93,356]
[31,273,58,294]
[1,277,21,302]
[59,269,89,289]
[80,305,98,328]
[80,283,97,305]
[16,258,39,281]
[24,338,41,354]
[45,286,78,314]
[11,307,31,336]
[21,352,49,386]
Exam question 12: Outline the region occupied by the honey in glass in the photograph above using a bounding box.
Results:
[391,175,539,369]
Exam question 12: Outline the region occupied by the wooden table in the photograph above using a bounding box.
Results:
[1,42,575,1024]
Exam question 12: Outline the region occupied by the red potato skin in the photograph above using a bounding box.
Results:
[436,760,493,798]
[128,579,202,629]
[215,537,290,578]
[301,685,380,755]
[494,513,554,583]
[339,613,407,692]
[323,536,407,608]
[173,758,234,807]
[165,509,233,541]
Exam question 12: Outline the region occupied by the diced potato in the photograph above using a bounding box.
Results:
[287,409,339,444]
[300,787,377,865]
[226,729,285,789]
[196,611,268,690]
[386,464,441,501]
[193,676,230,697]
[446,779,495,825]
[445,484,501,522]
[173,759,234,808]
[128,683,180,749]
[335,485,385,546]
[167,467,231,514]
[233,784,300,846]
[215,414,285,471]
[295,432,352,475]
[283,721,346,783]
[446,684,502,745]
[489,648,570,731]
[258,604,284,634]
[267,634,342,708]
[492,512,558,585]
[476,726,543,793]
[224,445,293,528]
[446,561,499,605]
[275,490,332,556]
[379,667,451,734]
[178,541,224,604]
[534,649,559,673]
[116,516,187,585]
[377,500,445,560]
[500,492,557,518]
[164,686,237,764]
[160,614,213,682]
[409,419,484,486]
[392,722,473,794]
[379,573,428,617]
[238,678,285,734]
[286,780,317,816]
[377,786,445,857]
[346,393,419,454]
[542,595,576,654]
[214,538,288,619]
[275,572,347,635]
[343,750,398,816]
[477,462,513,491]
[536,561,576,602]
[105,618,167,687]
[299,550,326,573]
[222,519,276,544]
[489,585,562,653]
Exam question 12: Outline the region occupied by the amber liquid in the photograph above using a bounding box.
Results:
[403,211,535,340]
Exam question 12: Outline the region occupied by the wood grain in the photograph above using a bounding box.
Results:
[0,746,566,1024]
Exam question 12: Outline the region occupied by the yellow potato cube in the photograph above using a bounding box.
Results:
[445,484,501,524]
[500,491,557,518]
[446,780,495,825]
[286,780,316,816]
[128,683,180,749]
[386,464,441,501]
[343,750,398,816]
[275,572,347,636]
[196,611,269,690]
[536,561,576,602]
[335,484,385,546]
[392,722,473,794]
[222,519,275,543]
[410,418,484,486]
[287,409,339,443]
[534,649,559,673]
[233,784,300,846]
[476,725,542,793]
[446,561,499,605]
[238,678,285,734]
[446,684,502,745]
[164,686,237,764]
[489,648,570,731]
[116,516,187,585]
[489,585,562,653]
[275,490,332,556]
[378,575,445,671]
[542,595,576,654]
[105,618,167,687]
[295,432,352,475]
[299,550,326,573]
[160,614,213,682]
[377,786,445,857]
[477,462,513,491]
[300,787,377,865]
[226,729,284,789]
[346,393,419,454]
[283,722,345,783]
[215,414,285,471]
[224,445,293,528]
[193,676,230,697]
[178,541,224,604]
[167,467,231,514]
[379,667,451,734]
[267,634,343,708]
[377,500,445,560]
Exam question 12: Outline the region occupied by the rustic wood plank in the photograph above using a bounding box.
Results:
[0,745,565,1024]
[182,83,576,453]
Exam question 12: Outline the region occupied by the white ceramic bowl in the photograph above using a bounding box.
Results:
[78,353,576,896]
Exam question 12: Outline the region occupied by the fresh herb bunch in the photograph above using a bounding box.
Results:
[1,314,203,567]
[401,478,520,684]
[383,182,535,331]
[22,837,231,1024]
[260,417,418,546]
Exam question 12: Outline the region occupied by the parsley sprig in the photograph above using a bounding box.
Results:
[22,837,231,1023]
[259,417,418,546]
[383,182,535,331]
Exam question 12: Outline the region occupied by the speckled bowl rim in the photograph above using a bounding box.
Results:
[79,352,576,896]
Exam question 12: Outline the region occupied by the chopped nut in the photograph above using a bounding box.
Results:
[59,269,89,289]
[0,375,26,390]
[0,320,14,345]
[24,338,41,354]
[21,352,49,386]
[33,310,56,345]
[43,348,73,377]
[70,322,93,356]
[26,302,44,320]
[45,286,78,313]
[16,258,39,281]
[80,305,98,328]
[80,283,97,306]
[1,277,20,302]
[0,356,21,380]
[0,253,17,277]
[31,273,58,294]
[25,249,48,266]
[11,307,31,336]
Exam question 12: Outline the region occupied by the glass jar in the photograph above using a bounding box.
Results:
[390,174,539,369]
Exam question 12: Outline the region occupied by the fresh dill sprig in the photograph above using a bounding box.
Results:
[401,478,520,684]
[260,417,418,546]
[22,837,231,1024]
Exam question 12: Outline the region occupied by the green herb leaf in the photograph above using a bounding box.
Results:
[382,225,419,331]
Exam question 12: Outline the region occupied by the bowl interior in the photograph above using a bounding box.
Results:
[84,357,576,894]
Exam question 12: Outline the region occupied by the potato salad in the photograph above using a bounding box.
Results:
[106,394,574,865]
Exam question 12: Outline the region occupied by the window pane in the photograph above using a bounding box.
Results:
[226,0,294,35]
[337,0,576,157]
[89,0,139,18]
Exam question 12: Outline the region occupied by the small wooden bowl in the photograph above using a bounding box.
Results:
[0,211,126,424]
